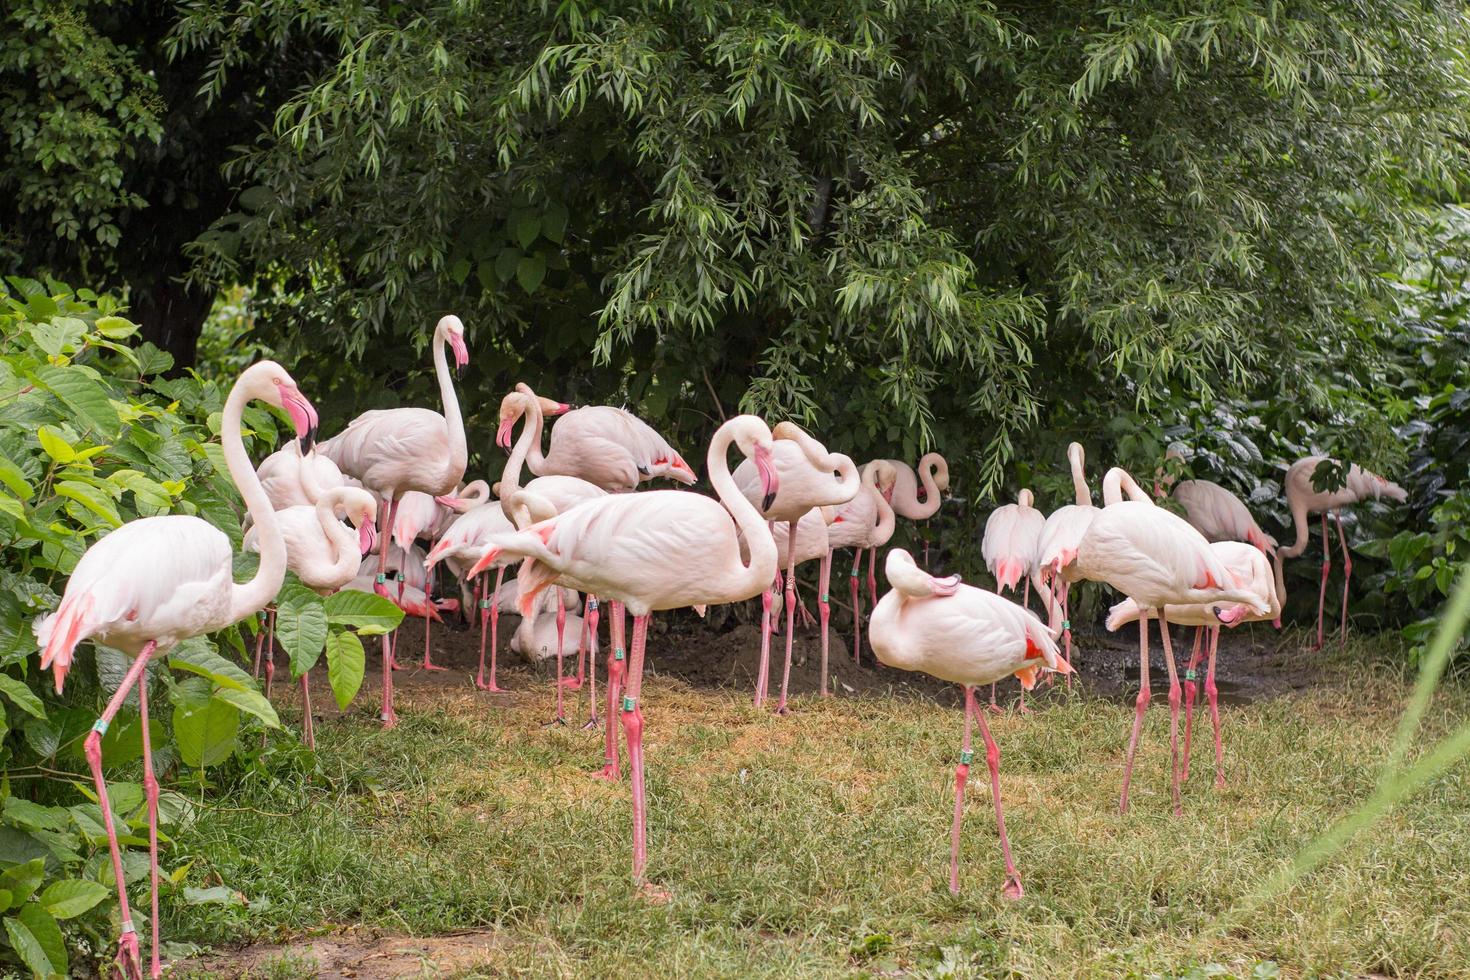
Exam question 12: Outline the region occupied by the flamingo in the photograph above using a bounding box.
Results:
[1106,541,1282,790]
[1074,468,1271,815]
[255,441,345,511]
[1156,449,1277,554]
[343,574,456,620]
[33,360,317,979]
[244,486,377,748]
[1036,442,1096,668]
[318,314,469,727]
[467,415,781,888]
[981,488,1048,710]
[1280,456,1407,648]
[876,452,949,572]
[734,421,859,713]
[867,549,1069,898]
[498,381,696,492]
[826,460,898,681]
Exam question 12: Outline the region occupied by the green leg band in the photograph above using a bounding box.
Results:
[479,598,491,609]
[1185,669,1198,681]
[622,696,636,712]
[614,647,625,662]
[92,718,109,736]
[960,749,974,765]
[376,573,387,584]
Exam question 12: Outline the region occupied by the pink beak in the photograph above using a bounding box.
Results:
[358,520,376,556]
[496,418,514,450]
[281,385,319,452]
[449,332,470,371]
[754,445,779,512]
[549,402,572,417]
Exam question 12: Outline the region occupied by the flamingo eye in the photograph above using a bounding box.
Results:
[272,378,282,386]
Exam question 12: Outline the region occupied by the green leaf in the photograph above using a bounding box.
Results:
[325,631,365,711]
[511,209,541,249]
[0,861,44,905]
[324,590,404,635]
[21,719,59,759]
[94,315,139,340]
[172,694,240,769]
[450,258,471,284]
[1,800,68,833]
[54,480,121,527]
[494,247,520,284]
[212,686,280,728]
[38,879,107,920]
[168,637,258,695]
[0,674,46,720]
[3,912,54,978]
[516,253,547,295]
[33,427,74,465]
[542,203,569,244]
[0,454,34,500]
[16,902,64,973]
[33,365,120,437]
[0,890,11,915]
[277,586,329,677]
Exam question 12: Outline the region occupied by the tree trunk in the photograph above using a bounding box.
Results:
[130,278,213,375]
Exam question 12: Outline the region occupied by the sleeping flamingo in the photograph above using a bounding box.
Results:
[244,486,377,748]
[1280,456,1406,648]
[734,421,859,713]
[981,488,1048,710]
[1074,468,1270,815]
[826,460,897,678]
[1106,541,1282,790]
[318,314,468,727]
[468,415,781,890]
[33,360,317,980]
[868,549,1069,898]
[876,452,949,571]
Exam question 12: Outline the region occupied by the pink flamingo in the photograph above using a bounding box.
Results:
[255,441,345,511]
[244,486,377,748]
[867,549,1070,898]
[1106,541,1282,790]
[1156,449,1277,553]
[875,452,949,572]
[1280,456,1406,648]
[981,488,1047,710]
[826,460,898,681]
[318,314,469,727]
[734,421,859,713]
[467,415,780,889]
[1074,468,1270,815]
[1036,442,1096,668]
[499,381,695,492]
[33,361,317,980]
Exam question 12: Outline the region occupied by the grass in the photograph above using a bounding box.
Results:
[165,636,1470,978]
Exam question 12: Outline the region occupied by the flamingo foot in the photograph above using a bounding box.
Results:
[114,931,144,980]
[1215,774,1227,791]
[543,715,567,728]
[1001,874,1024,901]
[1016,702,1034,716]
[420,661,448,673]
[591,763,621,781]
[637,882,673,904]
[581,715,601,732]
[476,679,507,693]
[556,676,584,690]
[774,703,792,717]
[380,711,398,729]
[986,703,1004,715]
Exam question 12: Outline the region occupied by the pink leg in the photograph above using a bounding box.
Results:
[1120,616,1151,814]
[867,546,878,611]
[949,686,975,894]
[988,682,1000,712]
[1315,511,1331,650]
[755,580,773,707]
[776,526,797,715]
[1160,610,1183,816]
[138,656,162,978]
[1336,510,1352,647]
[582,596,601,729]
[622,614,654,884]
[818,550,832,697]
[300,673,315,750]
[594,602,625,780]
[377,497,400,727]
[474,572,489,688]
[263,607,276,699]
[1206,626,1225,789]
[973,697,1022,899]
[1061,580,1073,683]
[562,594,588,690]
[85,642,155,980]
[1181,627,1203,783]
[850,549,862,664]
[420,556,445,671]
[551,591,567,723]
[477,567,507,693]
[251,611,266,677]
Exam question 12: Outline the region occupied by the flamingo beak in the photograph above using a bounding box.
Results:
[549,402,573,416]
[755,445,779,512]
[1214,604,1247,628]
[281,385,319,453]
[449,331,470,376]
[359,520,376,556]
[881,485,895,504]
[496,418,514,450]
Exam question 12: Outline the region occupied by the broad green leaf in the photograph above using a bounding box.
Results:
[94,315,138,339]
[38,879,106,920]
[0,454,34,500]
[324,590,404,635]
[172,694,240,769]
[3,912,54,978]
[33,365,120,437]
[54,480,121,527]
[0,860,44,905]
[1,800,68,833]
[512,209,541,248]
[325,630,365,711]
[542,203,569,243]
[213,686,280,728]
[494,247,520,284]
[16,902,65,973]
[33,427,73,465]
[277,586,328,677]
[168,638,258,695]
[0,890,11,915]
[182,885,244,906]
[516,253,547,295]
[21,719,59,759]
[0,674,46,719]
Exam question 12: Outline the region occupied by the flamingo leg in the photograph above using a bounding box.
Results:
[263,607,276,699]
[138,654,162,979]
[922,521,931,567]
[850,549,862,665]
[377,497,400,726]
[949,685,975,894]
[1315,511,1331,650]
[866,546,878,612]
[85,642,155,980]
[1160,610,1183,816]
[818,549,832,697]
[595,601,625,780]
[1182,626,1204,783]
[1061,579,1073,683]
[251,610,266,678]
[478,566,506,693]
[622,614,653,885]
[776,524,798,715]
[1207,626,1225,789]
[755,585,774,706]
[474,572,489,688]
[550,590,567,724]
[420,554,445,671]
[583,596,601,730]
[1336,509,1352,647]
[563,593,588,690]
[1120,613,1152,815]
[988,682,1000,713]
[1022,576,1031,615]
[972,693,1022,899]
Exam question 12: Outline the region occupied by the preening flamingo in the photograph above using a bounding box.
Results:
[498,381,695,492]
[1280,456,1406,648]
[1106,541,1282,790]
[33,360,317,980]
[255,440,345,511]
[868,549,1069,898]
[1036,442,1095,668]
[981,488,1048,710]
[1074,468,1270,815]
[244,486,377,748]
[1156,450,1277,553]
[468,415,781,888]
[734,421,859,713]
[880,452,949,566]
[826,460,898,681]
[318,314,469,727]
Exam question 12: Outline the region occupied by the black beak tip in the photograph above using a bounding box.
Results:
[637,465,650,476]
[762,492,778,512]
[300,427,317,454]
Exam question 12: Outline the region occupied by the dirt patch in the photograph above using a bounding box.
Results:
[179,928,505,978]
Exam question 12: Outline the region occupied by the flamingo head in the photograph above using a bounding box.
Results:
[541,397,573,417]
[496,392,526,450]
[440,315,469,376]
[754,443,779,512]
[874,461,899,503]
[1213,603,1250,628]
[247,361,319,452]
[358,515,377,556]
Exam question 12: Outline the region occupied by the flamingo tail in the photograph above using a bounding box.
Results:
[35,594,96,694]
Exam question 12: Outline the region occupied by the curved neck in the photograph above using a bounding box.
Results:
[227,387,288,621]
[1271,549,1287,616]
[711,425,777,595]
[501,395,543,500]
[1280,498,1312,558]
[316,490,361,587]
[297,446,325,504]
[524,398,550,477]
[917,461,940,513]
[1069,446,1090,506]
[1102,467,1149,506]
[873,482,896,542]
[432,330,468,477]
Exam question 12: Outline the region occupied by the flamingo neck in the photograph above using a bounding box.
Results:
[227,384,288,622]
[1102,468,1150,506]
[297,445,325,504]
[1069,446,1090,506]
[501,395,543,507]
[317,489,361,588]
[1280,494,1312,559]
[711,424,777,596]
[432,326,468,480]
[873,480,896,543]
